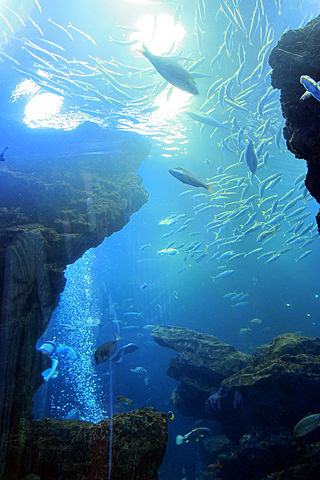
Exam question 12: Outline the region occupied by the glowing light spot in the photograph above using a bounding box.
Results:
[25,92,63,124]
[130,13,186,55]
[286,303,291,307]
[315,294,319,299]
[152,85,191,121]
[123,0,157,4]
[11,79,40,101]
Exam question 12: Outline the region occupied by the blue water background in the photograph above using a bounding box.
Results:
[1,0,319,478]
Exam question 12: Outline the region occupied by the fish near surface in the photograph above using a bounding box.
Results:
[94,340,117,364]
[169,167,209,190]
[140,44,199,95]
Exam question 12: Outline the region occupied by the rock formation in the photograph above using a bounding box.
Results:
[153,326,320,479]
[152,325,250,417]
[269,16,320,229]
[5,408,167,480]
[0,122,169,478]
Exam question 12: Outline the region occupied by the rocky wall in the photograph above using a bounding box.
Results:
[269,16,320,230]
[0,123,158,478]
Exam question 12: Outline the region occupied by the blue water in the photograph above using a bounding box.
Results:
[2,0,320,477]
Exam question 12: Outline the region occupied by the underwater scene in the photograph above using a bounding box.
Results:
[1,0,320,479]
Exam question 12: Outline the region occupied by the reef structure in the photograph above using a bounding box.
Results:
[153,326,320,479]
[269,16,320,229]
[0,121,169,479]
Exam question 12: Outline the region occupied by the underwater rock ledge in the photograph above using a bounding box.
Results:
[0,123,151,478]
[269,16,320,230]
[153,326,320,479]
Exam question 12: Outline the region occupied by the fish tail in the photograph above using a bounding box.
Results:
[139,43,149,56]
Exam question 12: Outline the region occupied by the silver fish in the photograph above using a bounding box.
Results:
[140,44,199,95]
[169,168,209,190]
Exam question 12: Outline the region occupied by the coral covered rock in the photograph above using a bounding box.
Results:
[4,408,167,480]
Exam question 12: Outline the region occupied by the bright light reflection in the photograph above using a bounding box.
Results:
[152,85,191,120]
[131,13,185,55]
[25,92,63,123]
[11,79,40,101]
[124,0,157,3]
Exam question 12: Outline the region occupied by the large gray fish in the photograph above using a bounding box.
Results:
[140,44,199,95]
[169,167,209,190]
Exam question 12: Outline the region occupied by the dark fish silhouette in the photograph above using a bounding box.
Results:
[94,340,117,364]
[244,139,258,175]
[0,146,8,161]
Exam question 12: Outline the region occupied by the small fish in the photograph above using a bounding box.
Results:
[140,282,148,289]
[0,146,8,161]
[117,396,133,405]
[240,327,251,333]
[68,22,97,45]
[186,111,229,129]
[300,75,320,102]
[169,168,209,190]
[139,44,199,95]
[212,269,234,281]
[139,244,151,251]
[130,366,147,374]
[296,250,312,262]
[94,340,117,365]
[250,317,263,324]
[112,343,138,363]
[294,413,320,437]
[167,410,175,420]
[157,248,178,255]
[176,427,211,445]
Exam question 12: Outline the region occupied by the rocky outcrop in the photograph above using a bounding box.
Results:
[4,408,167,480]
[0,122,152,477]
[154,327,320,479]
[269,16,320,229]
[152,326,250,417]
[213,333,320,438]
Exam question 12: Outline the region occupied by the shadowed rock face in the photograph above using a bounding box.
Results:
[268,16,320,229]
[0,124,159,478]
